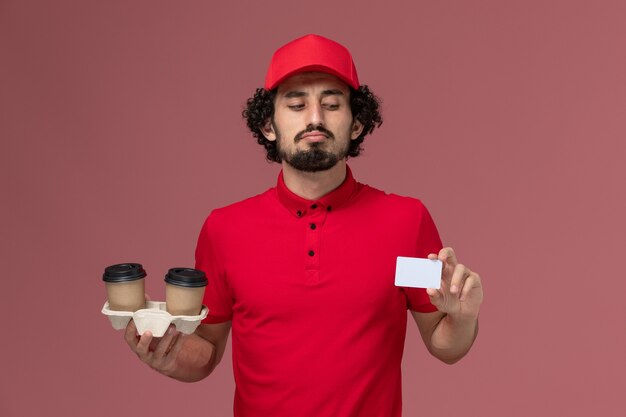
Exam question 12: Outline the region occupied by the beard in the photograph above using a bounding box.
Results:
[274,123,349,173]
[282,144,344,172]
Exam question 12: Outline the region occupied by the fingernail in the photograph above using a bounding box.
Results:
[451,285,458,293]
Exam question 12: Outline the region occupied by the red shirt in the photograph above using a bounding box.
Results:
[195,166,442,417]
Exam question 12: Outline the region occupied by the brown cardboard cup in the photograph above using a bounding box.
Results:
[103,263,147,312]
[164,268,207,316]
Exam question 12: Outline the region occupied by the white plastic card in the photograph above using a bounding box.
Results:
[394,257,442,289]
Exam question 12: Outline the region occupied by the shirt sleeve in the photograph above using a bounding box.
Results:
[195,213,233,324]
[404,201,443,313]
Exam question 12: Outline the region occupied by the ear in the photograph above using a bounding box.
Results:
[350,119,364,140]
[261,119,277,141]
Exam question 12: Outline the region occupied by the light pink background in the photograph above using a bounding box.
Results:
[1,1,625,416]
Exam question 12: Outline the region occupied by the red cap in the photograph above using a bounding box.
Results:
[264,34,360,90]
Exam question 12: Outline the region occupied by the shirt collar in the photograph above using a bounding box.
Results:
[276,165,358,217]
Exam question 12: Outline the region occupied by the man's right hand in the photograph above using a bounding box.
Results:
[124,320,183,377]
[123,318,232,382]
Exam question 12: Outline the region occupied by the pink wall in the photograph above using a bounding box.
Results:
[1,1,625,416]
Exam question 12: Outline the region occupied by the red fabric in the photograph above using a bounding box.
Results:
[264,34,360,90]
[195,166,442,417]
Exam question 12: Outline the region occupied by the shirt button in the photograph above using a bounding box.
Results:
[308,250,315,256]
[296,210,302,217]
[327,206,332,212]
[310,223,316,230]
[311,204,317,209]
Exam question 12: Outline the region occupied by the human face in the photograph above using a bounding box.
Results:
[262,72,363,172]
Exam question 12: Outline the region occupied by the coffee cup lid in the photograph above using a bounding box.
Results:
[103,263,147,283]
[164,268,207,288]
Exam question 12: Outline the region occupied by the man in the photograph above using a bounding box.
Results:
[125,34,483,417]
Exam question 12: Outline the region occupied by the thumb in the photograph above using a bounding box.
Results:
[426,288,443,308]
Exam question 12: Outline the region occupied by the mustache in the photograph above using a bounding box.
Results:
[294,124,335,143]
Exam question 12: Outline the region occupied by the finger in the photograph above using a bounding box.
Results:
[438,247,458,268]
[450,264,470,295]
[148,336,161,352]
[460,273,481,302]
[426,287,443,308]
[124,320,139,347]
[153,326,180,358]
[427,253,438,260]
[167,332,185,358]
[135,331,154,360]
[437,248,457,283]
[158,332,186,374]
[167,331,181,356]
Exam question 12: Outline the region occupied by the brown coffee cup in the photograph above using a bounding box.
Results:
[164,268,207,316]
[103,263,147,312]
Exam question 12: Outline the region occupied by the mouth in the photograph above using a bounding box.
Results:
[300,131,329,143]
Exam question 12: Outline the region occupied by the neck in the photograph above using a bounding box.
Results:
[282,161,347,200]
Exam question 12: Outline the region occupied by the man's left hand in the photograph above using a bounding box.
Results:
[426,247,483,320]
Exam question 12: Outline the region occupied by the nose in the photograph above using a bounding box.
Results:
[306,102,324,126]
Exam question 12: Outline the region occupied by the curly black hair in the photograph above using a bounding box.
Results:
[242,85,383,163]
